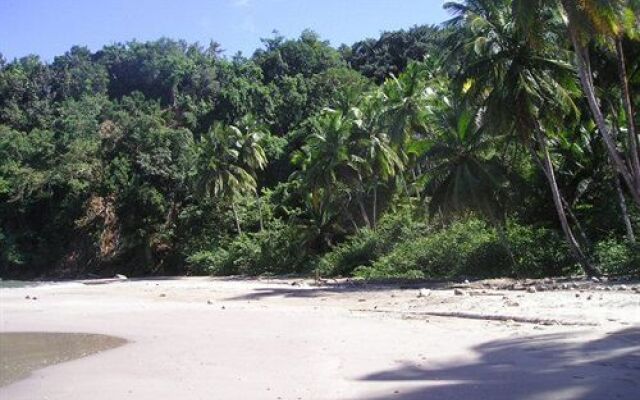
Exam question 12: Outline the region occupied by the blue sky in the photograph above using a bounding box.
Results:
[0,0,449,61]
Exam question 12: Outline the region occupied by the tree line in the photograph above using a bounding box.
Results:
[1,0,639,279]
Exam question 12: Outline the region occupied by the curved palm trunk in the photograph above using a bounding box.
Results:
[567,29,640,206]
[535,132,601,276]
[615,38,640,190]
[614,173,636,243]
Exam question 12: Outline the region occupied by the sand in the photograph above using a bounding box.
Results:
[0,277,638,399]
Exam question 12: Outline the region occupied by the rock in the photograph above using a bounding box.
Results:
[618,285,628,291]
[571,283,580,289]
[25,295,30,300]
[536,284,548,291]
[605,287,613,291]
[561,283,569,290]
[587,295,593,300]
[591,277,600,283]
[207,300,213,305]
[575,293,580,298]
[221,306,226,310]
[464,279,470,284]
[32,296,37,300]
[159,293,166,297]
[417,289,431,298]
[454,288,465,296]
[527,287,537,293]
[358,298,366,302]
[116,274,128,280]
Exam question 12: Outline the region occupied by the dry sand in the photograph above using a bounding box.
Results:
[0,277,638,399]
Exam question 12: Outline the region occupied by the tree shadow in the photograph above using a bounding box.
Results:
[359,327,640,400]
[224,281,454,301]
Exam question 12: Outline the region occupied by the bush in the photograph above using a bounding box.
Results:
[595,238,640,276]
[186,220,311,276]
[353,218,573,280]
[354,219,501,279]
[317,210,427,276]
[506,222,574,278]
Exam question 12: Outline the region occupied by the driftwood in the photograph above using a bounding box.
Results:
[351,308,598,326]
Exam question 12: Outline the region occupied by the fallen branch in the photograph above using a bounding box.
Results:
[351,309,598,326]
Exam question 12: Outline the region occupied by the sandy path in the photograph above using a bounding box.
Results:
[0,278,638,400]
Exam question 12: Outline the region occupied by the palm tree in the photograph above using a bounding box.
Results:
[445,0,601,275]
[379,61,433,145]
[292,109,370,227]
[196,121,267,234]
[513,0,640,205]
[352,95,404,228]
[418,102,518,268]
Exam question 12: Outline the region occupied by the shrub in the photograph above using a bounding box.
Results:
[594,238,640,276]
[506,222,574,278]
[186,220,311,276]
[355,218,502,279]
[353,218,572,280]
[317,210,427,276]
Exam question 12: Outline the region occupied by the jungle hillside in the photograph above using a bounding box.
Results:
[1,0,640,280]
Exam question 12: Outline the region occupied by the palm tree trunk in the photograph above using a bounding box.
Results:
[372,179,378,230]
[356,196,372,229]
[535,132,601,276]
[231,201,242,235]
[614,173,636,243]
[615,38,640,189]
[568,30,640,206]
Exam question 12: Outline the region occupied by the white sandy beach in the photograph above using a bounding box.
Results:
[1,277,639,399]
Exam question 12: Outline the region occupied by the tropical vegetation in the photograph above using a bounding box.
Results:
[1,1,639,279]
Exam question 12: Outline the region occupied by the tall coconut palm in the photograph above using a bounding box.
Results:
[513,0,640,205]
[352,95,404,228]
[292,109,369,227]
[445,0,601,275]
[196,121,267,234]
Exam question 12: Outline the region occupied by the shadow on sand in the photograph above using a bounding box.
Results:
[359,327,640,400]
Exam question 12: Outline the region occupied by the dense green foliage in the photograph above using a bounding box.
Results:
[1,1,639,279]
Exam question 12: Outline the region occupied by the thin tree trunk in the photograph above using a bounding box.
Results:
[568,30,640,206]
[560,197,592,248]
[372,179,378,230]
[357,196,371,229]
[535,132,601,276]
[615,38,640,189]
[529,144,592,248]
[614,173,636,243]
[256,194,264,232]
[231,201,242,235]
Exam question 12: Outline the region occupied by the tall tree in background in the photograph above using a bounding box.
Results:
[445,0,601,275]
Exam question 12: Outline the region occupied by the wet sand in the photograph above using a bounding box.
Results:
[0,332,126,386]
[0,277,638,399]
